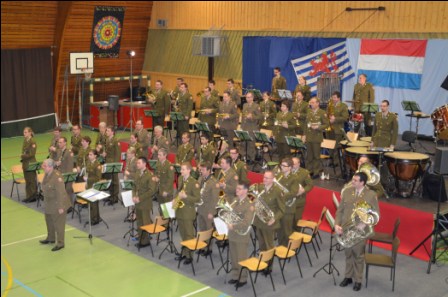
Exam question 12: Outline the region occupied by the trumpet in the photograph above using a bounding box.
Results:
[261,112,269,127]
[216,113,230,118]
[172,93,180,112]
[198,108,217,114]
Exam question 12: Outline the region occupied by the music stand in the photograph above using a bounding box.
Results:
[170,111,185,147]
[361,103,378,114]
[102,162,123,207]
[144,110,159,139]
[195,121,212,138]
[91,181,111,229]
[402,100,421,131]
[159,202,178,259]
[148,160,157,171]
[121,180,135,222]
[234,130,252,162]
[75,188,110,244]
[278,89,293,101]
[26,161,42,172]
[313,210,340,285]
[286,136,306,164]
[253,131,272,171]
[121,188,137,246]
[27,162,42,205]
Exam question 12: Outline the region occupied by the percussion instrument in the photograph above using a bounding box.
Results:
[345,147,379,173]
[384,152,430,197]
[340,140,370,150]
[431,104,448,140]
[360,136,372,142]
[351,113,364,123]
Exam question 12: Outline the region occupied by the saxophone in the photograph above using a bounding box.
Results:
[217,171,227,205]
[172,180,186,209]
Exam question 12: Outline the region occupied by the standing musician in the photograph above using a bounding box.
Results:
[291,157,314,226]
[148,80,171,128]
[225,78,241,107]
[291,90,309,135]
[170,77,184,100]
[153,148,175,214]
[335,172,379,292]
[21,127,38,203]
[174,162,200,265]
[259,91,277,130]
[129,133,144,158]
[227,182,255,288]
[327,91,349,168]
[217,91,239,148]
[134,120,150,158]
[133,157,157,248]
[271,67,287,101]
[353,74,375,136]
[276,158,300,246]
[198,134,216,165]
[84,150,103,225]
[216,156,239,200]
[55,137,74,201]
[229,148,250,184]
[70,124,82,157]
[240,91,261,162]
[151,125,170,160]
[198,87,219,136]
[39,159,72,251]
[176,83,194,140]
[197,162,219,233]
[372,99,398,149]
[208,80,220,98]
[95,122,107,155]
[124,147,138,181]
[294,75,311,102]
[76,136,91,173]
[103,126,121,205]
[253,170,285,251]
[176,132,195,164]
[48,126,62,160]
[303,97,329,178]
[274,100,296,161]
[212,140,230,177]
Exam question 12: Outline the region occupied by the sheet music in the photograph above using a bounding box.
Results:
[160,201,176,218]
[325,210,335,230]
[213,217,229,236]
[121,190,134,207]
[78,189,110,202]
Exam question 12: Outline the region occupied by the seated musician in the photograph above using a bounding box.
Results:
[176,132,194,164]
[151,125,170,160]
[371,100,398,150]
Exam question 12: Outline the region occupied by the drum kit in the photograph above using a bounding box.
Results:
[431,104,448,140]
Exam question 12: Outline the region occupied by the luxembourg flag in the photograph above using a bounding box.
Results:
[357,39,427,90]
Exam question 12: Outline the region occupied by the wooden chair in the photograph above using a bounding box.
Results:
[365,237,400,291]
[10,164,26,201]
[296,206,327,249]
[188,116,200,146]
[139,216,169,257]
[368,217,400,253]
[320,139,337,175]
[237,248,276,297]
[275,238,304,285]
[212,231,229,275]
[178,228,214,275]
[72,182,87,223]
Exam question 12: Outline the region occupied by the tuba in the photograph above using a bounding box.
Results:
[252,184,273,224]
[357,162,380,186]
[336,199,380,248]
[217,201,254,236]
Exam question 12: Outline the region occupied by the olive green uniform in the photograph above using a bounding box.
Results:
[42,170,72,248]
[218,101,239,148]
[133,169,157,245]
[231,159,249,185]
[294,84,311,102]
[276,172,300,246]
[135,128,150,158]
[105,136,121,204]
[292,167,313,228]
[253,184,285,251]
[335,186,379,284]
[271,76,287,100]
[291,100,309,135]
[124,156,137,181]
[152,135,170,160]
[154,159,175,208]
[129,142,144,159]
[213,151,230,178]
[198,142,216,165]
[176,176,200,259]
[55,148,74,202]
[327,102,349,166]
[71,134,82,157]
[216,168,239,199]
[197,174,219,231]
[21,137,37,201]
[372,112,398,147]
[177,92,194,138]
[151,88,171,127]
[259,99,277,130]
[176,143,195,164]
[76,146,90,170]
[241,102,261,161]
[305,109,329,175]
[226,87,241,107]
[353,82,375,135]
[48,136,60,160]
[211,89,219,98]
[274,111,296,161]
[198,95,219,134]
[86,160,102,223]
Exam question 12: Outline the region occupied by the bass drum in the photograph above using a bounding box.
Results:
[431,104,448,140]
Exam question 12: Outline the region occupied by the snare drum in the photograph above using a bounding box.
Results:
[345,147,379,172]
[431,104,448,140]
[385,152,429,181]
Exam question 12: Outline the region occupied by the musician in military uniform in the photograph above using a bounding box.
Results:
[226,78,241,107]
[271,67,287,101]
[70,124,82,157]
[291,90,309,135]
[170,77,184,100]
[55,137,74,201]
[177,83,194,140]
[335,172,379,292]
[124,147,138,181]
[227,182,255,288]
[153,148,174,213]
[294,75,311,102]
[259,91,277,130]
[95,122,107,156]
[217,91,239,148]
[129,133,144,158]
[217,156,239,199]
[274,100,296,161]
[327,91,349,167]
[75,136,91,172]
[39,159,72,251]
[198,134,216,165]
[21,127,38,203]
[48,126,62,160]
[303,97,329,178]
[85,150,103,224]
[358,156,388,200]
[353,74,375,136]
[197,162,219,232]
[291,157,314,227]
[253,170,285,251]
[176,132,195,164]
[134,120,150,158]
[208,80,219,98]
[241,91,261,162]
[198,87,219,136]
[174,162,200,264]
[151,125,170,160]
[230,148,249,184]
[133,157,157,248]
[103,126,121,205]
[212,140,230,177]
[372,100,398,149]
[149,80,171,127]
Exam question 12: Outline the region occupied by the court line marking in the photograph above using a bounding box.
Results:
[1,228,75,248]
[0,271,43,297]
[1,256,13,297]
[180,286,211,297]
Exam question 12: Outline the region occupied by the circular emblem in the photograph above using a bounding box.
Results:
[93,16,122,50]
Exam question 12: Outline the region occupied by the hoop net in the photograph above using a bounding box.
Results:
[82,68,92,81]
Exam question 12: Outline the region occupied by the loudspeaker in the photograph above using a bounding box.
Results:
[107,95,119,111]
[422,173,447,202]
[434,147,448,174]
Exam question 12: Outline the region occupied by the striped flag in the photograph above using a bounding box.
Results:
[291,40,355,95]
[358,39,427,90]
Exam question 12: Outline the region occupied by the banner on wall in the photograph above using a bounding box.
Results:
[90,6,126,58]
[357,39,427,90]
[291,40,355,95]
